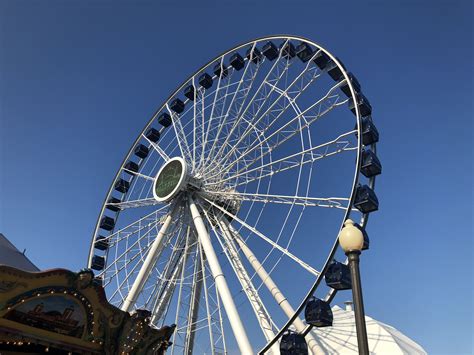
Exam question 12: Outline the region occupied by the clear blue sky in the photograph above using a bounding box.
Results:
[0,0,472,353]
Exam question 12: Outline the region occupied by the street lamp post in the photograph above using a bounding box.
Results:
[338,219,370,355]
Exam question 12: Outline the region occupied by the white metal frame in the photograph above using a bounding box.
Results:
[87,35,378,354]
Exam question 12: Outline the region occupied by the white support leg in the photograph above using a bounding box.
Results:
[217,218,280,355]
[226,222,324,355]
[188,196,253,354]
[121,203,179,312]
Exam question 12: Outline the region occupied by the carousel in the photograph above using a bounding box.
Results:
[0,265,174,354]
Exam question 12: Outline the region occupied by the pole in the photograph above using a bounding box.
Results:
[347,250,369,355]
[188,195,253,354]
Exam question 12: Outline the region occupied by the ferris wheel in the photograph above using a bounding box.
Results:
[87,35,381,354]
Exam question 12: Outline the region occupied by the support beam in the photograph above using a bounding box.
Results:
[170,230,193,354]
[217,218,280,355]
[149,227,189,324]
[121,203,179,312]
[149,251,185,324]
[188,195,253,354]
[198,243,216,355]
[184,239,203,355]
[226,222,324,355]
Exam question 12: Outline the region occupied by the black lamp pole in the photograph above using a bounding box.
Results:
[347,250,369,355]
[338,219,370,355]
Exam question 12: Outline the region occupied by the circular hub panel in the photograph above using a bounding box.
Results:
[153,157,188,202]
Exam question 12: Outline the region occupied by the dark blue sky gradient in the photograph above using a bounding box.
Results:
[1,1,472,353]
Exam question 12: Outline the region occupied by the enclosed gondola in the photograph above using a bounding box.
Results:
[280,331,308,355]
[106,197,121,212]
[170,98,185,113]
[114,179,130,194]
[134,144,149,159]
[246,46,262,63]
[354,184,379,213]
[325,260,352,290]
[305,297,333,327]
[296,42,314,62]
[91,255,105,270]
[145,127,160,143]
[280,42,296,59]
[229,53,245,70]
[184,85,195,101]
[199,73,213,89]
[158,112,172,127]
[361,149,382,177]
[262,41,279,60]
[94,236,109,251]
[99,216,115,231]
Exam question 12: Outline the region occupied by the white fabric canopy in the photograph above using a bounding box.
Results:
[0,233,39,271]
[310,305,427,354]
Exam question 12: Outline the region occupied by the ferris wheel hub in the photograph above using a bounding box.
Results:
[152,157,189,202]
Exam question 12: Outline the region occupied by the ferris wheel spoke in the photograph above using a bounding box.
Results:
[142,134,170,162]
[212,53,320,172]
[205,191,350,210]
[200,57,228,169]
[205,130,356,188]
[192,77,198,170]
[106,197,160,210]
[121,168,155,181]
[208,40,292,169]
[217,83,346,182]
[210,41,292,167]
[203,197,320,277]
[202,43,263,169]
[165,104,193,165]
[211,82,348,181]
[229,136,355,189]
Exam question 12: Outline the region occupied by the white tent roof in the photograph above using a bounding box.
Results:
[310,304,427,354]
[0,233,39,271]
